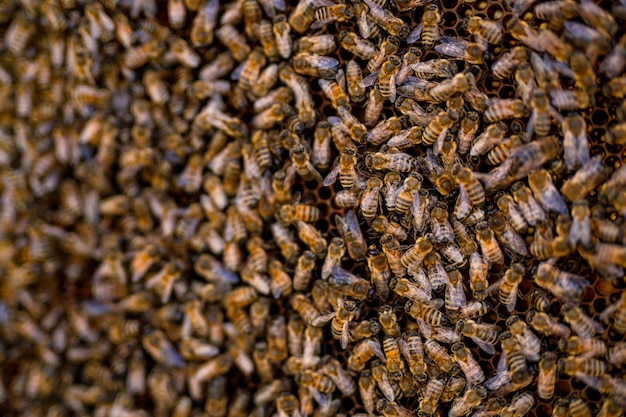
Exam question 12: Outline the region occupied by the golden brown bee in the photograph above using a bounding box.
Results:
[378,305,401,338]
[559,356,608,378]
[311,3,354,29]
[270,222,300,264]
[600,291,626,334]
[365,245,391,299]
[570,49,598,94]
[422,110,459,146]
[293,53,340,79]
[142,330,185,369]
[507,315,541,362]
[500,331,530,384]
[534,351,558,400]
[456,319,499,355]
[435,38,485,65]
[319,77,350,111]
[562,302,604,340]
[297,369,335,394]
[603,75,626,99]
[336,210,367,260]
[289,0,315,33]
[475,221,504,265]
[419,377,445,416]
[331,298,358,349]
[427,73,470,103]
[466,16,503,44]
[452,164,484,209]
[216,24,251,62]
[452,342,484,386]
[364,0,409,38]
[527,310,571,338]
[534,261,589,302]
[400,234,432,270]
[380,234,406,277]
[348,338,385,372]
[406,300,449,327]
[382,336,405,379]
[292,250,316,292]
[497,194,529,234]
[346,60,366,103]
[511,181,546,226]
[367,36,400,74]
[492,46,528,79]
[372,360,397,402]
[420,4,441,48]
[358,369,377,414]
[484,98,529,123]
[271,14,292,59]
[338,31,378,59]
[559,335,607,360]
[393,175,421,214]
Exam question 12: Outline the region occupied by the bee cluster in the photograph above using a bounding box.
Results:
[1,0,626,416]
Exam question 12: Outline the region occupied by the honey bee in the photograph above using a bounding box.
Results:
[435,37,485,65]
[358,369,377,414]
[597,397,624,417]
[290,251,315,292]
[365,245,391,300]
[602,74,626,99]
[424,251,449,292]
[296,33,336,56]
[343,60,366,103]
[371,360,397,402]
[511,182,546,226]
[527,171,568,217]
[562,302,604,340]
[419,377,445,416]
[289,0,315,33]
[400,234,433,270]
[549,89,591,111]
[270,222,300,264]
[452,165,485,211]
[142,330,185,369]
[497,194,528,234]
[370,215,408,241]
[331,298,358,349]
[394,175,421,214]
[390,277,431,304]
[457,319,499,355]
[502,392,535,417]
[467,16,503,44]
[559,356,608,378]
[297,369,336,394]
[559,336,607,360]
[381,234,407,277]
[336,210,367,260]
[321,356,356,396]
[311,3,353,29]
[348,338,385,372]
[506,315,541,362]
[475,221,504,265]
[489,213,527,259]
[450,343,484,386]
[534,261,589,302]
[500,332,529,384]
[381,336,405,379]
[490,46,528,80]
[338,31,378,59]
[450,386,488,417]
[329,266,371,301]
[215,24,251,62]
[527,310,571,338]
[484,99,528,123]
[406,300,450,327]
[428,73,471,103]
[422,110,459,146]
[270,14,292,59]
[600,291,626,334]
[296,220,327,257]
[290,143,323,183]
[605,122,626,146]
[363,0,409,38]
[445,269,467,313]
[418,4,441,48]
[570,50,597,94]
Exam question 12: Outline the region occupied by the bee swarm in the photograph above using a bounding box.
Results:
[1,0,626,416]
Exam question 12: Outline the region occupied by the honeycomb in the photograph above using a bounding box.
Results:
[0,0,626,417]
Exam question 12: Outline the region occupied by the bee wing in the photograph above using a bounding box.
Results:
[435,37,467,59]
[389,71,398,104]
[433,327,459,344]
[496,349,508,373]
[341,320,350,349]
[310,16,336,30]
[322,161,341,187]
[311,311,337,327]
[407,22,423,44]
[398,338,411,362]
[361,70,380,88]
[426,298,444,309]
[230,59,247,81]
[357,10,370,39]
[415,317,432,338]
[432,126,448,156]
[455,185,472,220]
[366,338,386,361]
[336,68,346,91]
[471,336,496,355]
[346,209,365,241]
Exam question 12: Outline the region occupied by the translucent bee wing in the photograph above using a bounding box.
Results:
[336,68,346,91]
[471,336,496,355]
[389,71,398,103]
[435,37,467,59]
[322,161,341,187]
[361,70,380,88]
[357,10,370,39]
[599,298,622,322]
[341,320,350,349]
[407,22,423,44]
